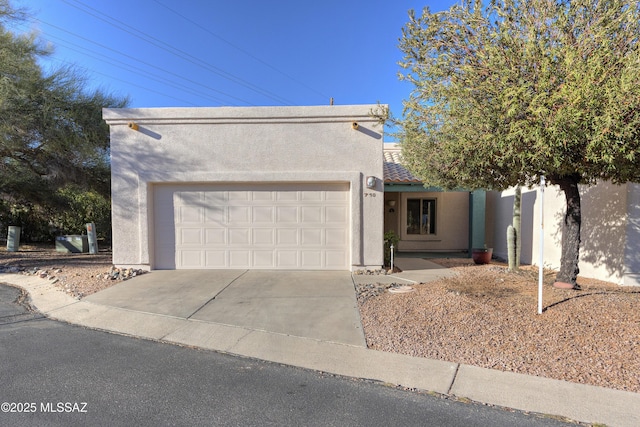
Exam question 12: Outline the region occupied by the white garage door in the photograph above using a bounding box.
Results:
[153,183,350,270]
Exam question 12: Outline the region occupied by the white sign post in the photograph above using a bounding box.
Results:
[538,175,545,315]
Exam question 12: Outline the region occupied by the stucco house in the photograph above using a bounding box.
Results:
[383,142,640,286]
[382,143,489,254]
[104,104,639,286]
[103,105,385,271]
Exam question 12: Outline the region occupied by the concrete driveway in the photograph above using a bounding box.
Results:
[85,270,365,346]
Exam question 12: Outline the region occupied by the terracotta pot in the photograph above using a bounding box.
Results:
[553,281,576,289]
[472,248,493,265]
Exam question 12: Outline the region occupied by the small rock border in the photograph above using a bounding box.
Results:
[0,265,148,298]
[356,282,414,304]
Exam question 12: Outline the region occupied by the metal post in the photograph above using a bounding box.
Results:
[7,226,20,252]
[86,223,99,255]
[390,244,394,273]
[538,176,545,315]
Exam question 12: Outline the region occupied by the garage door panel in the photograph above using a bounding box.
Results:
[253,229,274,245]
[205,228,226,244]
[326,191,348,201]
[301,250,322,268]
[205,250,226,267]
[176,192,202,205]
[326,206,348,223]
[301,191,322,201]
[276,229,298,245]
[276,206,298,223]
[301,206,322,223]
[276,250,298,268]
[157,184,349,270]
[228,206,250,223]
[179,206,203,223]
[229,191,250,201]
[252,191,274,201]
[180,250,202,267]
[205,206,225,223]
[204,192,227,204]
[229,229,250,245]
[276,191,299,202]
[301,229,322,245]
[229,250,251,267]
[254,250,274,267]
[180,228,202,245]
[252,206,274,223]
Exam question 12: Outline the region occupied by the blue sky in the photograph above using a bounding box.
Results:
[11,0,456,122]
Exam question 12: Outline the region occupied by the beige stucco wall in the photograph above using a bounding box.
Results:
[103,105,385,271]
[492,181,632,285]
[394,191,469,252]
[624,183,640,285]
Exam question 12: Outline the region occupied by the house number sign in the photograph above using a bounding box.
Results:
[364,192,377,197]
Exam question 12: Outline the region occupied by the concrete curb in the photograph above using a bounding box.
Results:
[451,364,640,426]
[2,272,639,427]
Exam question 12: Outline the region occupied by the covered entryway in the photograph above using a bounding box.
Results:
[153,183,350,270]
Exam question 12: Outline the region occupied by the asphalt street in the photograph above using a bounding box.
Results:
[0,283,574,427]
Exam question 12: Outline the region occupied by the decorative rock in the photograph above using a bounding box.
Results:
[1,261,148,293]
[353,269,391,276]
[388,285,415,294]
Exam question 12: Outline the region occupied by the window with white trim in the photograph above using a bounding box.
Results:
[406,198,436,235]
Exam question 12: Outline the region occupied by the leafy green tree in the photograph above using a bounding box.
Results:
[0,0,128,240]
[53,185,112,241]
[397,0,640,287]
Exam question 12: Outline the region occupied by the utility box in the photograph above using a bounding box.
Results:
[55,235,89,253]
[86,222,98,254]
[7,226,20,252]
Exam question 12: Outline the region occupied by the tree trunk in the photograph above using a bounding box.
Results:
[553,174,582,288]
[513,186,521,270]
[507,186,521,272]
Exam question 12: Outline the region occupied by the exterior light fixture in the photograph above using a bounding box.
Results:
[351,122,359,130]
[128,122,139,131]
[366,176,377,189]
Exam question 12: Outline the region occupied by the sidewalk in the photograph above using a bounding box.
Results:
[2,262,639,427]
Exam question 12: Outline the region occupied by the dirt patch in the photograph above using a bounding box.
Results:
[0,244,144,298]
[359,259,640,393]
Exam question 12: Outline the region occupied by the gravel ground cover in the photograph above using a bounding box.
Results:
[0,244,145,298]
[1,245,639,393]
[360,258,640,393]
